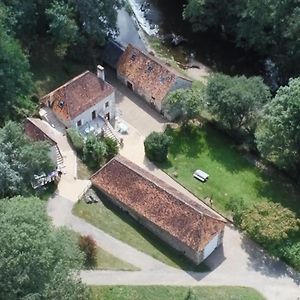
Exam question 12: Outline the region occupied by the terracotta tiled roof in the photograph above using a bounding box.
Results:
[117,44,177,104]
[91,155,225,253]
[41,71,114,121]
[24,118,56,145]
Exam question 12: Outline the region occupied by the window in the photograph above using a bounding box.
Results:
[77,120,82,127]
[105,101,109,108]
[92,110,96,120]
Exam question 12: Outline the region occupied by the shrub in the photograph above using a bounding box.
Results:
[225,197,247,226]
[83,134,107,169]
[240,202,299,250]
[103,137,119,160]
[66,128,85,154]
[78,235,97,268]
[144,132,172,163]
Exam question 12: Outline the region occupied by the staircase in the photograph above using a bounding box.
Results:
[102,120,121,145]
[54,145,64,170]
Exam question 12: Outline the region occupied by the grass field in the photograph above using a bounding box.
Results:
[90,286,265,300]
[159,124,300,216]
[73,197,209,272]
[94,247,138,271]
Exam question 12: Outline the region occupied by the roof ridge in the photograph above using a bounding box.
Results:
[41,70,91,100]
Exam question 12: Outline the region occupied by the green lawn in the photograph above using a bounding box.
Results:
[160,125,300,216]
[73,196,209,272]
[94,247,138,271]
[90,286,265,300]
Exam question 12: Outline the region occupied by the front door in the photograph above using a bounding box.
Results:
[105,112,110,121]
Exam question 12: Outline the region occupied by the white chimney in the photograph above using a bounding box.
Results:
[97,65,105,81]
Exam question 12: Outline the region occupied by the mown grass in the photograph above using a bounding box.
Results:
[90,286,265,300]
[159,124,300,217]
[73,196,209,272]
[94,247,138,271]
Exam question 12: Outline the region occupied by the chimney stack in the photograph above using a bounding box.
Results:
[97,65,105,81]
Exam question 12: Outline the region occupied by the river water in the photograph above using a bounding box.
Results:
[118,0,264,78]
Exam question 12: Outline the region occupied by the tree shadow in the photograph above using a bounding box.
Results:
[166,125,205,159]
[92,188,211,273]
[241,234,300,285]
[203,124,253,174]
[253,172,300,216]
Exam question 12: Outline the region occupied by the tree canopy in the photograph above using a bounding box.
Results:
[0,6,33,122]
[206,74,270,135]
[163,85,204,123]
[0,121,54,197]
[184,0,300,79]
[0,196,88,299]
[255,77,300,173]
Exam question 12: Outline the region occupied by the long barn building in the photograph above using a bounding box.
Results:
[91,155,225,264]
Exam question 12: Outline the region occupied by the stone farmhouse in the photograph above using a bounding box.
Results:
[41,66,116,135]
[116,44,192,119]
[91,155,226,264]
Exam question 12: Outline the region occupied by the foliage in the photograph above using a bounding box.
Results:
[225,197,247,226]
[83,134,107,169]
[103,136,119,160]
[2,0,123,56]
[0,121,54,198]
[46,0,78,57]
[78,235,97,269]
[206,74,270,135]
[184,0,300,79]
[279,240,300,271]
[144,132,172,163]
[163,86,204,123]
[0,9,33,123]
[0,196,89,299]
[255,77,300,174]
[240,202,299,249]
[67,128,85,154]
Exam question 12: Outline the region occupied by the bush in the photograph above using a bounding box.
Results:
[144,132,172,163]
[240,202,299,249]
[66,128,85,154]
[225,197,247,226]
[103,137,119,160]
[78,235,97,268]
[83,134,107,169]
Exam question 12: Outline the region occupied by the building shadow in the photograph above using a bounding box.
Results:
[241,234,300,285]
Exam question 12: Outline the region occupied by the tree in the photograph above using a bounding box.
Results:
[184,0,300,79]
[46,0,78,57]
[78,235,97,268]
[240,202,299,249]
[0,196,89,299]
[144,132,172,163]
[0,122,54,197]
[255,77,300,173]
[103,136,119,160]
[163,85,204,123]
[83,134,107,169]
[206,74,270,135]
[0,11,33,123]
[72,0,122,46]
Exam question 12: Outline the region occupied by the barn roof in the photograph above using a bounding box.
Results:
[117,44,178,104]
[91,155,225,253]
[41,71,114,121]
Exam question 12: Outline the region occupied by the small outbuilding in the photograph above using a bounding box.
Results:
[91,155,226,264]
